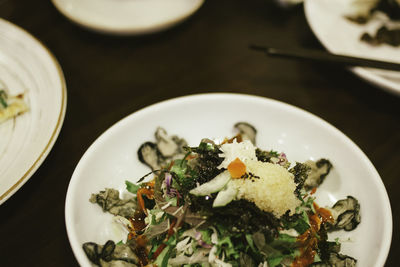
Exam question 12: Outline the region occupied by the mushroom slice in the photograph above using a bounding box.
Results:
[171,135,188,155]
[101,240,116,261]
[83,240,139,267]
[138,128,188,171]
[137,142,163,170]
[112,243,140,264]
[83,242,102,265]
[155,127,179,157]
[310,252,357,267]
[327,196,361,231]
[154,127,188,160]
[89,188,137,218]
[234,122,257,145]
[304,159,332,190]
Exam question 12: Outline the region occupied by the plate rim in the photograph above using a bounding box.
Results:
[0,18,67,205]
[304,0,400,96]
[51,0,205,35]
[65,93,392,266]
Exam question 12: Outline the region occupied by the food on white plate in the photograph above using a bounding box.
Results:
[0,88,28,124]
[345,0,400,46]
[83,123,360,267]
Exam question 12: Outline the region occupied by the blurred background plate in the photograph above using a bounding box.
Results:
[304,0,400,96]
[0,19,66,205]
[52,0,205,35]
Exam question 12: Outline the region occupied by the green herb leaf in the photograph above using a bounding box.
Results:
[154,245,171,267]
[0,90,8,108]
[294,218,310,234]
[170,159,197,193]
[200,229,212,245]
[166,235,177,246]
[148,238,162,259]
[267,255,284,267]
[281,211,310,235]
[165,196,178,206]
[125,180,140,194]
[217,236,239,259]
[245,234,257,253]
[171,159,187,178]
[198,142,214,151]
[277,233,296,243]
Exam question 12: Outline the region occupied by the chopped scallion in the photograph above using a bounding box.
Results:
[0,90,8,108]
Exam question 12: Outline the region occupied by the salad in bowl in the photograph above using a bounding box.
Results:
[82,123,360,267]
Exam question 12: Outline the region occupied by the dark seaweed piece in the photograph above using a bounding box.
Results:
[316,226,341,263]
[289,162,311,197]
[255,148,279,163]
[187,192,217,214]
[192,198,280,238]
[189,140,224,185]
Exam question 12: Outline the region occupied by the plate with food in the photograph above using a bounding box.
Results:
[65,93,392,266]
[0,18,66,205]
[52,0,204,35]
[304,0,400,96]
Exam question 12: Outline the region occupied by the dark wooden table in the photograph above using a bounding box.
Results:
[0,0,398,266]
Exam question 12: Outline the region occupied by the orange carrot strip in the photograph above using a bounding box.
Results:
[137,187,154,215]
[228,157,246,178]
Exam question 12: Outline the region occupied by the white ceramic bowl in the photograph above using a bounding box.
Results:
[65,93,392,266]
[52,0,204,35]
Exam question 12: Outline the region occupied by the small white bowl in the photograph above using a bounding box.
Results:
[65,93,392,266]
[52,0,204,35]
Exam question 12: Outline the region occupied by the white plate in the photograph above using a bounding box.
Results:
[52,0,204,35]
[304,0,400,96]
[0,19,67,205]
[65,93,392,266]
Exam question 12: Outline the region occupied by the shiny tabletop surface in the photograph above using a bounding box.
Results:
[0,0,399,266]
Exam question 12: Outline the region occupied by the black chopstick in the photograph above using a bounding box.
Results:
[249,45,400,71]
